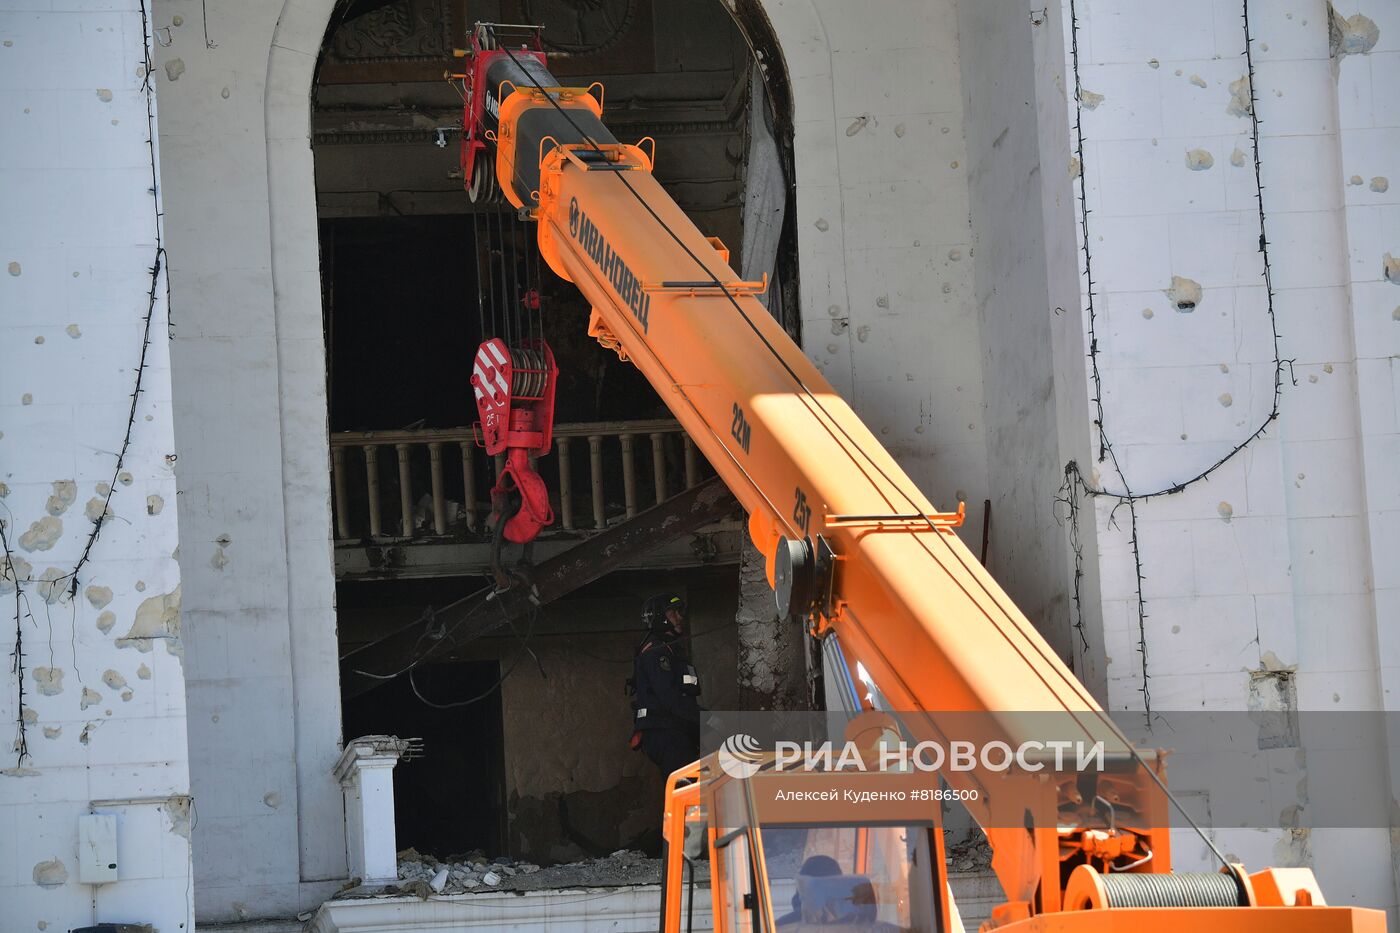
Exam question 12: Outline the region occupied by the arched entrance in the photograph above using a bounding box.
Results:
[156,0,800,921]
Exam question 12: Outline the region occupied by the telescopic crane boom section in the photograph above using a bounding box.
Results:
[451,26,1383,932]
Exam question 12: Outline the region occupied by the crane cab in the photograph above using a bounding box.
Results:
[660,754,955,933]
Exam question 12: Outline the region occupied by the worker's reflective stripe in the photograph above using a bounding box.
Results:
[636,708,647,717]
[681,674,698,685]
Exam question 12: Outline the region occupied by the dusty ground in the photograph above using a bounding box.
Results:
[337,832,988,901]
[337,848,710,899]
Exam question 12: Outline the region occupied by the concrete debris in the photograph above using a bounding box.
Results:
[946,831,993,872]
[348,848,695,900]
[429,868,449,893]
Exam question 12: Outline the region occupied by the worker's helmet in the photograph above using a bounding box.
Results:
[643,593,686,631]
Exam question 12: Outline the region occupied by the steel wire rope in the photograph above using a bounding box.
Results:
[494,207,513,347]
[473,208,488,339]
[491,33,1231,873]
[505,206,522,345]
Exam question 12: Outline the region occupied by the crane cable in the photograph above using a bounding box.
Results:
[491,35,1231,874]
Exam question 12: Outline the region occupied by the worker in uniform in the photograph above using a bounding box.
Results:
[629,593,702,779]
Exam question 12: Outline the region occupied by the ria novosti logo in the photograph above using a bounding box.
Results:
[718,733,765,779]
[716,730,1106,778]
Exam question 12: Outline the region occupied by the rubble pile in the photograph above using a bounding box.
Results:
[945,831,993,872]
[350,847,710,900]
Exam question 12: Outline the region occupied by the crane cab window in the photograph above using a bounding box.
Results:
[759,825,941,932]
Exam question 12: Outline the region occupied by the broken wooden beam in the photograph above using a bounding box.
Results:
[340,476,739,699]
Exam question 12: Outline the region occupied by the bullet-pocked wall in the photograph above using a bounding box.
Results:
[757,0,1399,917]
[1059,0,1399,918]
[0,4,192,929]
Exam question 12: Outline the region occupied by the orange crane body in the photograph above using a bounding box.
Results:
[451,28,1385,931]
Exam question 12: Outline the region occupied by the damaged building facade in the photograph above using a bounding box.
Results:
[1,0,1397,928]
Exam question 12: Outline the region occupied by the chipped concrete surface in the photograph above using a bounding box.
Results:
[165,797,193,839]
[1,553,33,594]
[32,860,67,888]
[44,480,76,516]
[1383,253,1400,285]
[1185,148,1214,171]
[1226,75,1252,117]
[35,567,68,604]
[1165,274,1203,311]
[32,667,64,696]
[85,584,113,609]
[18,515,62,551]
[115,585,183,656]
[84,496,112,522]
[1329,6,1379,59]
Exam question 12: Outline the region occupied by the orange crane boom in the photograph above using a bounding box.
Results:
[450,24,1384,931]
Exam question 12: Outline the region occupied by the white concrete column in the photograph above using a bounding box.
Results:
[334,736,415,886]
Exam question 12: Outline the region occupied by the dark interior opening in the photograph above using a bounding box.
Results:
[321,213,670,435]
[341,657,507,857]
[315,0,765,864]
[322,215,480,432]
